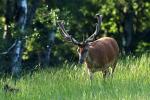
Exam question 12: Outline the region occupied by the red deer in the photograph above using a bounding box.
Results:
[57,14,119,80]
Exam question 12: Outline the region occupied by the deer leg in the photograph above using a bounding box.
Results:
[88,69,93,80]
[102,68,110,79]
[88,69,94,85]
[111,60,117,77]
[90,72,93,81]
[86,63,94,80]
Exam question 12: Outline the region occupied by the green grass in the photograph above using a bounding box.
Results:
[0,54,150,100]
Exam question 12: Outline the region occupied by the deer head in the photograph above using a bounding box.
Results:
[57,14,102,64]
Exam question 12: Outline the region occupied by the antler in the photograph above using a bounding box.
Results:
[57,14,102,46]
[85,14,102,43]
[57,21,82,46]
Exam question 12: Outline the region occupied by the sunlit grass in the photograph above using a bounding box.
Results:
[0,54,150,100]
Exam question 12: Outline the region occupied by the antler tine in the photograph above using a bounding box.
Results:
[57,21,71,41]
[57,20,82,46]
[85,14,102,43]
[94,14,102,35]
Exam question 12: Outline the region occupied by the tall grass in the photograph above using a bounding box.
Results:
[0,54,150,100]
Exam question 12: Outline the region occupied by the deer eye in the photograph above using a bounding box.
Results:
[83,49,88,52]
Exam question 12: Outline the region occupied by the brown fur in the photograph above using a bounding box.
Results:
[84,37,119,78]
[57,14,118,79]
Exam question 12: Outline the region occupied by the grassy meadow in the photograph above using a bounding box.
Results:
[0,54,150,100]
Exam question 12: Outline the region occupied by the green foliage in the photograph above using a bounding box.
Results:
[0,0,5,14]
[136,41,150,53]
[0,16,5,51]
[0,0,150,65]
[0,54,150,99]
[23,4,60,61]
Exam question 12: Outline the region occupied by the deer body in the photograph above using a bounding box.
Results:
[84,37,119,78]
[58,14,119,79]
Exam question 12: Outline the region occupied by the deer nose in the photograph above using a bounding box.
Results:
[78,60,84,64]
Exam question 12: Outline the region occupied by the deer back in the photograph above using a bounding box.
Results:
[86,37,119,68]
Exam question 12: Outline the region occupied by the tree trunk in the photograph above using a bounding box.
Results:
[3,0,15,45]
[44,45,51,66]
[11,0,27,83]
[122,12,134,54]
[10,40,22,84]
[44,30,55,66]
[25,0,40,28]
[15,0,28,33]
[38,30,55,67]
